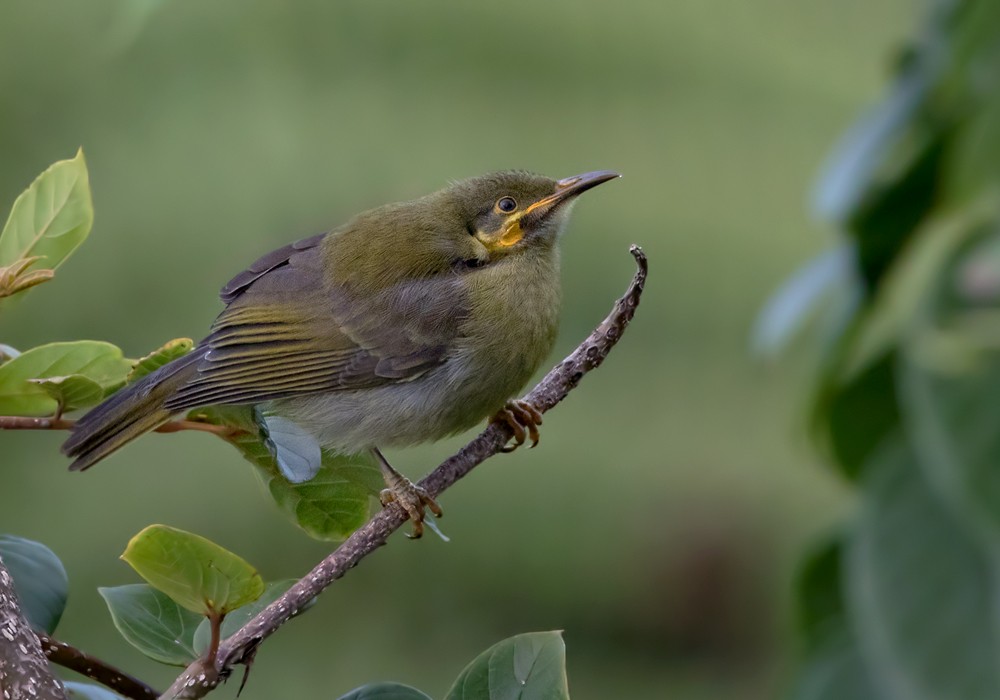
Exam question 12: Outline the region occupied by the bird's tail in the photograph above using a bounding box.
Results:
[62,348,206,471]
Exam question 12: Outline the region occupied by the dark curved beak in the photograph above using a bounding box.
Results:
[522,170,620,225]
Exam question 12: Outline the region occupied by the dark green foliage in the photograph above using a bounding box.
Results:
[772,0,1000,697]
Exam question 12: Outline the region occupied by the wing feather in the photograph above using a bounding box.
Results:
[163,233,467,411]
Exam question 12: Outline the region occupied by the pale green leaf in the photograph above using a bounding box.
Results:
[121,525,264,616]
[127,338,194,384]
[29,374,105,411]
[0,341,132,416]
[0,149,93,272]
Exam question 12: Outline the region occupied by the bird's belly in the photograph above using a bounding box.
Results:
[267,350,540,453]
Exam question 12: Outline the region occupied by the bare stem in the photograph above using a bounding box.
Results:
[0,416,240,438]
[159,245,648,700]
[37,632,159,700]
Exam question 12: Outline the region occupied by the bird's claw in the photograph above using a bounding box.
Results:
[493,399,543,453]
[380,480,443,539]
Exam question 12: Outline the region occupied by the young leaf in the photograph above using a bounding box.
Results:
[336,683,433,700]
[98,584,201,666]
[0,341,132,416]
[445,631,570,700]
[29,374,105,412]
[0,535,68,633]
[0,150,93,296]
[189,406,381,541]
[127,338,194,384]
[120,525,264,616]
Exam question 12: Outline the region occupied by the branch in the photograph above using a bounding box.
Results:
[160,245,648,700]
[0,555,66,700]
[37,632,159,700]
[0,416,238,437]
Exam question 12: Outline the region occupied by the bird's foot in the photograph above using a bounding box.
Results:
[493,399,543,453]
[372,448,442,539]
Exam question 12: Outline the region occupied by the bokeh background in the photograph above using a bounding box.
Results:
[0,1,916,698]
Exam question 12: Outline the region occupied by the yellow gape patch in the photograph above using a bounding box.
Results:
[497,218,525,247]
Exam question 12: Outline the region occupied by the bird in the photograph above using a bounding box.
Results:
[62,169,619,536]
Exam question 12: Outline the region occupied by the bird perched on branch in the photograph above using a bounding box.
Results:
[63,169,619,536]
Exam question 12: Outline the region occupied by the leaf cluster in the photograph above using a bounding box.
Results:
[759,2,1000,698]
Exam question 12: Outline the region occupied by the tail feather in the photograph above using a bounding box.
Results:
[63,348,205,471]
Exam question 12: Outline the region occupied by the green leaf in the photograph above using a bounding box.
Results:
[444,631,569,700]
[98,584,201,666]
[795,534,847,653]
[0,150,93,297]
[899,218,1000,537]
[847,438,1000,700]
[127,338,194,384]
[789,630,880,700]
[189,406,380,541]
[337,683,433,700]
[64,682,127,700]
[0,341,132,416]
[29,374,105,412]
[192,579,303,654]
[120,525,264,616]
[0,535,68,633]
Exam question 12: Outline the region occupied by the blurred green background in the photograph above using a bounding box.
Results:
[0,1,915,698]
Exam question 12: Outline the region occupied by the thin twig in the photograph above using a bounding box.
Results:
[0,555,66,700]
[159,245,648,700]
[37,632,159,700]
[0,416,239,437]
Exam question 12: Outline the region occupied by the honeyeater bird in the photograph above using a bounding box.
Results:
[63,169,619,536]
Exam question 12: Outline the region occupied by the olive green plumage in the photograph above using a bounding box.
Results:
[63,170,618,473]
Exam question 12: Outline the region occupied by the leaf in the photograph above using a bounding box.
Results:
[0,150,93,297]
[812,67,929,225]
[0,341,132,416]
[752,245,853,356]
[444,631,570,700]
[191,579,304,654]
[795,534,847,653]
[64,682,127,700]
[29,374,105,412]
[98,584,201,666]
[811,351,901,481]
[847,438,1000,700]
[121,525,264,616]
[189,406,380,541]
[789,631,881,700]
[337,683,433,700]
[898,217,1000,538]
[0,535,68,633]
[127,338,194,384]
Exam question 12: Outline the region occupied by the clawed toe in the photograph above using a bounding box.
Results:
[373,447,442,539]
[492,399,544,453]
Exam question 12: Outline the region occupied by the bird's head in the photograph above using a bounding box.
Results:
[447,169,620,261]
[327,169,619,290]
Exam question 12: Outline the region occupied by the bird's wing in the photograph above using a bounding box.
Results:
[163,235,466,411]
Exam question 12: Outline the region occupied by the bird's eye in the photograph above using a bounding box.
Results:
[496,196,517,213]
